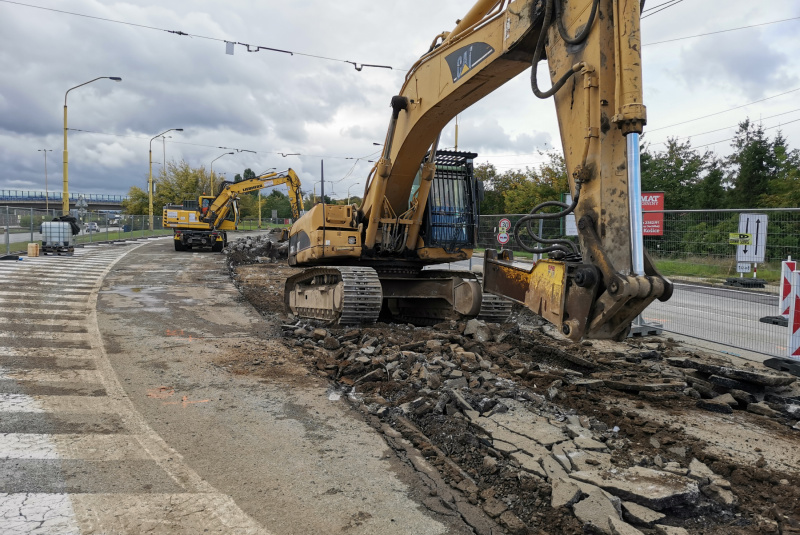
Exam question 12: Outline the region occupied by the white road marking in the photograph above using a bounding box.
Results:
[0,243,272,534]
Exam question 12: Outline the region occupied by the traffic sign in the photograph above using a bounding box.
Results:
[736,262,751,273]
[497,232,509,245]
[498,218,511,232]
[736,213,767,263]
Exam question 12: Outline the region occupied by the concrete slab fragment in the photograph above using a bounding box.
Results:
[570,467,700,511]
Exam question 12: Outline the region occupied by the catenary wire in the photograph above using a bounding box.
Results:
[646,108,800,147]
[0,0,395,71]
[66,128,380,161]
[647,87,800,132]
[641,0,684,19]
[643,16,800,46]
[691,117,800,149]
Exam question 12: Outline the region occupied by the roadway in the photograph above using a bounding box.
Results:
[0,236,471,534]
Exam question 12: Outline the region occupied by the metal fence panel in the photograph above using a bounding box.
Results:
[479,208,800,357]
[1,206,168,254]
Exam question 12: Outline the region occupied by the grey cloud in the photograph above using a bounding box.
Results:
[679,32,798,99]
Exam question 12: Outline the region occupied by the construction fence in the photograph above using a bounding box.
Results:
[4,204,798,358]
[1,206,170,254]
[478,208,800,358]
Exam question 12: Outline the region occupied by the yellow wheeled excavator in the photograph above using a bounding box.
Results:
[164,168,304,252]
[284,0,672,339]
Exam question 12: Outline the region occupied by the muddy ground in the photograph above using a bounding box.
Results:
[222,235,800,535]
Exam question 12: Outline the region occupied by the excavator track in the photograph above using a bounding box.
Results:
[285,266,382,324]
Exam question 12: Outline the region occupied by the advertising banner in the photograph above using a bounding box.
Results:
[642,192,664,236]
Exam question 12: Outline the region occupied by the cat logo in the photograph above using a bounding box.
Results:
[445,42,495,83]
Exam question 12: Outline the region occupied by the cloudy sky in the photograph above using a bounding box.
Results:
[1,0,799,202]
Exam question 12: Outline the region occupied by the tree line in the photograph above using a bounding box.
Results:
[475,120,799,214]
[122,161,361,220]
[122,120,797,220]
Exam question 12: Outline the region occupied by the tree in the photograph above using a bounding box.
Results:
[640,139,712,210]
[502,154,568,214]
[122,159,214,215]
[726,120,779,208]
[475,163,504,214]
[759,132,800,208]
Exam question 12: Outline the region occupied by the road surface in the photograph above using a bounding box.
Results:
[0,237,474,534]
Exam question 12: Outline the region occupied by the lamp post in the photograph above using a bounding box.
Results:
[149,128,183,230]
[209,152,234,196]
[347,182,361,205]
[38,149,53,213]
[63,76,122,215]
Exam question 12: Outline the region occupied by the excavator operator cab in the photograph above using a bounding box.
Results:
[422,151,480,253]
[200,197,212,216]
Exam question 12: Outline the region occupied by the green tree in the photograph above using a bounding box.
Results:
[475,162,504,214]
[122,159,214,215]
[640,139,712,210]
[726,120,779,208]
[759,132,800,207]
[502,154,568,214]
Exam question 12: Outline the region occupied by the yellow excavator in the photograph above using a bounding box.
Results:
[284,0,672,339]
[164,169,304,252]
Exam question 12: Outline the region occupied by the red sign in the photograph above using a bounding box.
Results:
[642,192,664,236]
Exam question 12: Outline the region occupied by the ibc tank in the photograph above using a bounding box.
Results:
[41,222,75,246]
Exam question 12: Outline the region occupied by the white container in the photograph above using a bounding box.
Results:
[41,222,75,247]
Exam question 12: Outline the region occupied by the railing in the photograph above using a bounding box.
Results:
[0,190,128,202]
[1,206,170,254]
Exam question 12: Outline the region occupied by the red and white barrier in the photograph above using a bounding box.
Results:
[781,259,797,318]
[789,270,800,360]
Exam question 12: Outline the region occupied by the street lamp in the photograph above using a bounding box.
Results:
[149,128,183,230]
[209,152,234,195]
[347,182,361,205]
[38,149,53,213]
[63,76,122,215]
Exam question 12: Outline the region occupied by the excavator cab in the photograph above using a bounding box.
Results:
[421,151,479,254]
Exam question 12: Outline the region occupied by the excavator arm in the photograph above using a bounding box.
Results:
[361,0,671,339]
[203,168,304,228]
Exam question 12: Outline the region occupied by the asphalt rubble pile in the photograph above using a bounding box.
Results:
[277,316,799,535]
[224,231,288,267]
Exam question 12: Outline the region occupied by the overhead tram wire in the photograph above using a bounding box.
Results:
[647,108,800,147]
[647,86,800,133]
[0,0,395,71]
[691,117,800,150]
[641,0,684,13]
[641,0,685,19]
[643,16,800,46]
[66,127,378,161]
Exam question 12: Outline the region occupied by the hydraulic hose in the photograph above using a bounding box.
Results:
[555,0,599,45]
[530,0,599,99]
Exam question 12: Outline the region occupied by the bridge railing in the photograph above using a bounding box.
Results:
[0,190,128,203]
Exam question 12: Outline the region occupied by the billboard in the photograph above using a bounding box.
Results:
[642,192,665,236]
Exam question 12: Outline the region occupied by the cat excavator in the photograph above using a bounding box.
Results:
[284,0,672,340]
